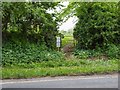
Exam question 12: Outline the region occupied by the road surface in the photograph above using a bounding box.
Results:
[1,74,118,88]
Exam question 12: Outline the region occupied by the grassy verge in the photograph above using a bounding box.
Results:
[1,59,118,79]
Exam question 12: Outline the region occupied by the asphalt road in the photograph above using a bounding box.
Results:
[1,74,118,88]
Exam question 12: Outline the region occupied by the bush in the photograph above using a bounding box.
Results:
[74,49,105,59]
[74,45,120,59]
[74,2,119,50]
[2,42,65,67]
[74,50,90,59]
[105,44,120,59]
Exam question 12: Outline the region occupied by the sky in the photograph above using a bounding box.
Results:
[58,2,78,31]
[58,16,78,31]
[47,1,78,31]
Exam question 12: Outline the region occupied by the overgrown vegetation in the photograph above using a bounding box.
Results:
[1,2,119,79]
[1,59,118,79]
[74,44,120,59]
[73,2,120,50]
[2,42,65,67]
[2,2,60,49]
[2,2,64,67]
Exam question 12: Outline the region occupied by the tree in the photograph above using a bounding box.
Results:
[2,2,61,49]
[73,2,119,49]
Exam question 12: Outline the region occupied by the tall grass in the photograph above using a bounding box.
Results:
[2,59,118,79]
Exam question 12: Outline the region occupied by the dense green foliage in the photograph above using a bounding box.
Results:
[2,2,65,67]
[2,42,65,67]
[2,2,120,68]
[1,2,119,80]
[2,59,118,79]
[2,2,60,49]
[74,44,120,59]
[73,2,120,49]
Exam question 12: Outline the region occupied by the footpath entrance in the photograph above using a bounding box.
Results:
[61,35,76,58]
